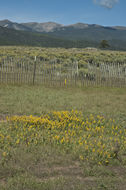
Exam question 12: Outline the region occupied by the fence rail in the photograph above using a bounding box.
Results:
[0,58,126,88]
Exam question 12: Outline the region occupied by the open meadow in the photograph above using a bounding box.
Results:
[0,85,126,190]
[0,47,126,190]
[1,46,126,66]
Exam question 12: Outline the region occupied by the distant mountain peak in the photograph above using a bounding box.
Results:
[42,21,62,25]
[67,23,89,29]
[21,21,63,32]
[0,19,31,31]
[0,19,126,50]
[0,19,12,25]
[0,19,126,34]
[112,26,126,30]
[1,19,11,22]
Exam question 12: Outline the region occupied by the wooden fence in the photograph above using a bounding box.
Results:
[0,58,126,87]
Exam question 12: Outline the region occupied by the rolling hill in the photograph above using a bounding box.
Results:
[0,19,126,50]
[0,26,98,48]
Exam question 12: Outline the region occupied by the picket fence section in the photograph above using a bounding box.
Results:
[0,57,126,88]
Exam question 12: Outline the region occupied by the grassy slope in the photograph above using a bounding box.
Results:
[49,26,126,50]
[0,26,98,48]
[0,85,126,190]
[1,26,126,50]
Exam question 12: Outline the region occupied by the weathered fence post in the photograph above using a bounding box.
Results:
[33,56,37,85]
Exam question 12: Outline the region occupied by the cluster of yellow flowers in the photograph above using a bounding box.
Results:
[0,110,126,165]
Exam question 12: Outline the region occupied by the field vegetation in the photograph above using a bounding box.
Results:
[0,46,126,189]
[0,85,126,190]
[1,46,126,64]
[1,47,126,84]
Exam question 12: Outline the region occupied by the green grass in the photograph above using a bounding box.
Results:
[0,84,126,190]
[0,144,126,190]
[0,85,126,123]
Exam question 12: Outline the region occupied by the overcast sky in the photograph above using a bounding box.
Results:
[0,0,125,26]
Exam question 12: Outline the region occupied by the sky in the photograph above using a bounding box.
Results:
[0,0,125,26]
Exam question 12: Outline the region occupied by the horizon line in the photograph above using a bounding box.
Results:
[0,18,126,27]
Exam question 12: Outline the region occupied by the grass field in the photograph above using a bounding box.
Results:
[0,85,126,122]
[0,84,126,190]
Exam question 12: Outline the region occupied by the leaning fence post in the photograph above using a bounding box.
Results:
[33,56,37,85]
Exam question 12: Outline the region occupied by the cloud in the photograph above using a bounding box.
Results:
[93,0,119,9]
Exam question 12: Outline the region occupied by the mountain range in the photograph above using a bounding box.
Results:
[0,19,126,50]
